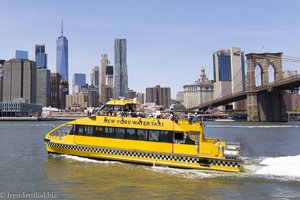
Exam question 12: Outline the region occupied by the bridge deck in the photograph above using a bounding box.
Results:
[190,75,300,111]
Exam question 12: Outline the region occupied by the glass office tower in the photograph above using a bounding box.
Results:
[35,44,47,68]
[114,38,128,99]
[56,23,68,81]
[73,73,86,87]
[15,50,28,59]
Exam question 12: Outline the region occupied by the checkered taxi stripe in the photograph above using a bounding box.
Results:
[46,142,240,168]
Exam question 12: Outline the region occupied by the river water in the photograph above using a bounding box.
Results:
[0,121,299,200]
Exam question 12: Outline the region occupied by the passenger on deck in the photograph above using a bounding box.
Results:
[192,113,199,123]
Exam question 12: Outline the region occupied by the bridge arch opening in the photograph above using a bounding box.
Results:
[255,64,262,86]
[268,64,275,83]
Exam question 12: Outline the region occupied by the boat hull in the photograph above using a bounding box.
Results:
[45,141,241,172]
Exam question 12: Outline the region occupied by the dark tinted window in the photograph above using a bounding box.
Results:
[126,129,136,140]
[137,129,148,140]
[149,130,159,141]
[159,131,173,143]
[73,125,176,144]
[104,127,115,138]
[115,128,126,139]
[94,126,104,137]
[174,132,184,141]
[85,126,93,136]
[77,125,85,135]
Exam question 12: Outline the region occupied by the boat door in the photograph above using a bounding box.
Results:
[172,131,199,156]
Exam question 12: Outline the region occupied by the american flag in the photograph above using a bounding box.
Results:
[206,105,219,115]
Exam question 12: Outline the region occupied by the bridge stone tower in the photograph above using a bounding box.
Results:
[246,53,287,121]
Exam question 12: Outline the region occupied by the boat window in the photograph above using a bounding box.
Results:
[113,105,122,111]
[104,127,115,138]
[69,125,76,135]
[159,131,173,143]
[137,129,148,140]
[174,132,185,143]
[51,124,74,137]
[115,128,126,139]
[94,126,104,137]
[188,132,200,143]
[149,130,159,142]
[85,126,94,136]
[126,129,136,140]
[77,125,85,136]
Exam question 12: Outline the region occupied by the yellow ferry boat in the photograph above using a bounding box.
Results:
[44,100,242,172]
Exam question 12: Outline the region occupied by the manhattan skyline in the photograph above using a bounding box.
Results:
[1,0,300,97]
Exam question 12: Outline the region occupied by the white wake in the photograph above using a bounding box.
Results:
[59,154,118,164]
[255,155,300,179]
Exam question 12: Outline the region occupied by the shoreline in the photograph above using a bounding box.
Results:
[0,117,84,121]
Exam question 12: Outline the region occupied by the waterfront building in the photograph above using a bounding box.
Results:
[213,47,246,110]
[56,21,68,81]
[3,59,36,104]
[0,60,5,101]
[146,85,171,108]
[35,44,47,69]
[50,73,61,109]
[15,50,28,59]
[0,101,42,117]
[36,68,50,107]
[100,54,114,103]
[114,39,128,99]
[91,66,99,87]
[183,69,214,109]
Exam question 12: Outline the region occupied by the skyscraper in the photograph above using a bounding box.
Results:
[146,85,171,108]
[36,68,50,106]
[98,54,114,103]
[0,60,5,101]
[3,58,36,103]
[56,20,69,110]
[213,47,245,110]
[35,44,47,68]
[72,73,86,94]
[100,54,109,90]
[114,39,128,99]
[50,73,61,109]
[56,21,68,81]
[73,73,86,87]
[91,66,99,87]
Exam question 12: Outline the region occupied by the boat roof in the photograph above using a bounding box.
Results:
[106,99,139,106]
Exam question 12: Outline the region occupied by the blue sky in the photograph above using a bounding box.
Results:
[1,0,300,97]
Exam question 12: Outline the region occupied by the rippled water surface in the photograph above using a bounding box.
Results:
[0,121,300,199]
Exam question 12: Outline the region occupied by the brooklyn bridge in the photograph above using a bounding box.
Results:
[190,53,300,122]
